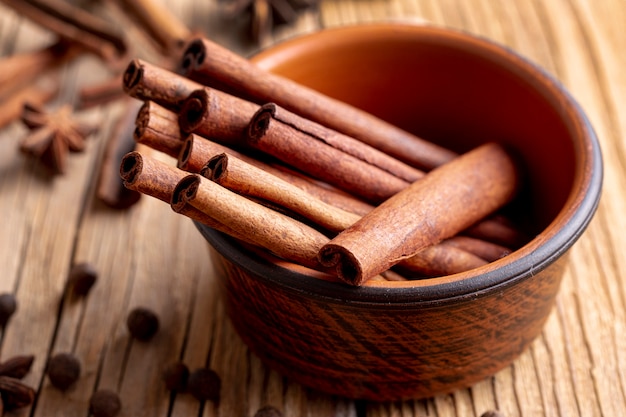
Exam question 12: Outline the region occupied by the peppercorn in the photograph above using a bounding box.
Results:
[480,410,506,417]
[187,368,221,403]
[46,353,80,390]
[254,405,284,417]
[162,362,189,392]
[0,293,17,327]
[126,307,159,341]
[68,262,98,296]
[89,389,121,417]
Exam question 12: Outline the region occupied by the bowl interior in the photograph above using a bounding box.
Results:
[205,24,602,299]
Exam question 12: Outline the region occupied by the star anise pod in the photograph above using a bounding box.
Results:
[19,102,99,174]
[0,355,35,380]
[0,376,36,411]
[0,355,36,412]
[219,0,321,43]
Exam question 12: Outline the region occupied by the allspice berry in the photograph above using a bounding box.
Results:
[254,405,284,417]
[126,307,159,341]
[187,368,221,403]
[162,362,189,392]
[89,389,122,417]
[47,352,80,390]
[68,262,98,296]
[0,293,17,327]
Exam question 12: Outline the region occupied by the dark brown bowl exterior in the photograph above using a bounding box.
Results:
[196,23,603,401]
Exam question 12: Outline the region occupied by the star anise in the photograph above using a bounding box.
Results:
[19,102,99,174]
[0,355,36,412]
[219,0,321,43]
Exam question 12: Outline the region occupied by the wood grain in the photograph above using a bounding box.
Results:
[0,0,625,415]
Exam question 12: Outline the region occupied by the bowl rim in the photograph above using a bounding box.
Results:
[197,23,603,306]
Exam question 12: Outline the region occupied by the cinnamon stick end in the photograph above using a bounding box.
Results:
[180,38,206,75]
[248,103,277,141]
[119,151,143,184]
[171,174,201,212]
[177,134,194,170]
[122,60,144,94]
[202,153,228,180]
[318,245,364,286]
[179,91,209,132]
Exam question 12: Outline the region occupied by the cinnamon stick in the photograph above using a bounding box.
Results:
[122,59,202,111]
[0,0,127,63]
[97,99,142,208]
[173,174,330,270]
[133,101,183,158]
[247,104,528,243]
[170,175,253,243]
[463,214,529,248]
[119,151,244,237]
[268,166,374,217]
[204,152,361,233]
[318,142,520,285]
[106,0,191,56]
[120,150,187,202]
[180,35,457,170]
[234,240,343,283]
[180,133,374,216]
[396,245,487,277]
[78,74,125,109]
[177,133,241,173]
[247,103,409,203]
[250,103,425,183]
[177,88,259,148]
[0,40,80,99]
[441,236,511,262]
[204,152,488,276]
[171,76,525,242]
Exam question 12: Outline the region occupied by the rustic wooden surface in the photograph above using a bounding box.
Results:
[0,0,625,416]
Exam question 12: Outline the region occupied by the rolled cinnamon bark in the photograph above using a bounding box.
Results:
[397,245,487,277]
[464,214,529,249]
[119,151,246,238]
[318,142,520,285]
[120,151,187,202]
[97,99,142,209]
[205,152,489,276]
[247,103,409,203]
[441,236,511,262]
[108,0,190,56]
[174,174,330,270]
[122,59,202,111]
[251,103,425,182]
[204,152,361,233]
[178,88,259,147]
[134,101,183,158]
[170,175,253,243]
[180,134,372,218]
[1,0,127,63]
[177,133,241,172]
[0,40,80,98]
[145,130,526,249]
[180,35,457,170]
[78,74,125,109]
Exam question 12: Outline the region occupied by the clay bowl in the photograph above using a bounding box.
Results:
[195,23,603,401]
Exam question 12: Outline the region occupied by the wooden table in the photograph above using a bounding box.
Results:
[1,1,624,416]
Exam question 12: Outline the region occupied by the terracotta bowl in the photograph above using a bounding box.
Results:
[195,23,603,401]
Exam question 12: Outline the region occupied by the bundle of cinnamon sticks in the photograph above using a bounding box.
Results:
[120,35,528,286]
